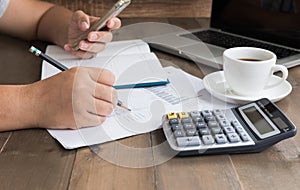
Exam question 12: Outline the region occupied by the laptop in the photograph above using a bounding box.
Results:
[144,0,300,69]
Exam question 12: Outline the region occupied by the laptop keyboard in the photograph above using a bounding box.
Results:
[182,30,299,59]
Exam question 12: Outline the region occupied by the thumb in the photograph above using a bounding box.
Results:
[74,10,90,31]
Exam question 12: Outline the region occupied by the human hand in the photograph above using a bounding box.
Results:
[64,10,121,59]
[26,67,118,129]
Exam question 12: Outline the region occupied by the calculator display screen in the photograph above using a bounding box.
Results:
[238,103,280,139]
[243,106,274,135]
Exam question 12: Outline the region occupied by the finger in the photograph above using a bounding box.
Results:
[88,99,114,117]
[88,68,116,86]
[107,17,122,30]
[89,16,100,25]
[73,32,112,53]
[93,84,117,104]
[64,44,98,58]
[74,10,90,31]
[78,40,107,53]
[79,113,106,127]
[87,31,113,43]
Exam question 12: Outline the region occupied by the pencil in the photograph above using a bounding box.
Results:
[28,46,131,111]
[29,46,68,71]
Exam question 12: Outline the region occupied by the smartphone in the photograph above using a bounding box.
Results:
[72,0,131,51]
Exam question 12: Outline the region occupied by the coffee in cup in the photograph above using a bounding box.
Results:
[223,47,288,97]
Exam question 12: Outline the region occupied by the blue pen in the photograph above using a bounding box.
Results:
[29,46,131,111]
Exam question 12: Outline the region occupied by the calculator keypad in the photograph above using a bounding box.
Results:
[163,109,255,152]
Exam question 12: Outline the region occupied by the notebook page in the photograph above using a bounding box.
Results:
[41,40,168,87]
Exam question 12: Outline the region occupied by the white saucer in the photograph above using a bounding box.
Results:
[203,71,292,104]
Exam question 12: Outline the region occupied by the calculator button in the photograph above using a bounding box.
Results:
[208,120,219,128]
[210,127,223,135]
[169,118,179,125]
[181,117,192,124]
[173,129,185,138]
[213,109,223,116]
[219,120,231,128]
[215,134,228,144]
[231,120,241,128]
[176,136,201,147]
[167,112,177,119]
[183,123,195,130]
[215,114,226,122]
[223,126,235,134]
[227,133,240,143]
[201,110,212,117]
[192,116,204,123]
[195,121,207,129]
[178,112,189,119]
[186,128,198,136]
[235,126,245,134]
[202,135,215,145]
[171,124,183,131]
[239,132,250,142]
[199,128,210,136]
[204,116,215,122]
[190,111,201,118]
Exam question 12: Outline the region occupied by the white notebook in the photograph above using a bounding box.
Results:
[41,39,169,88]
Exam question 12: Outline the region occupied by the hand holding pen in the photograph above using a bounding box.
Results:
[29,46,130,112]
[28,46,130,129]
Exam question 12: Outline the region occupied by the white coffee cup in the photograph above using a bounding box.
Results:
[223,47,288,97]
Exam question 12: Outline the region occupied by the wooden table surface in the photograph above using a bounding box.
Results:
[0,18,300,190]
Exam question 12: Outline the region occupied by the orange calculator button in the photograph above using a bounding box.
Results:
[178,112,189,119]
[167,112,177,120]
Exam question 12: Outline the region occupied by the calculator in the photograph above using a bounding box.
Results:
[162,98,297,156]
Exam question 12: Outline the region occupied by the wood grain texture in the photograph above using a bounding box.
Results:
[69,134,156,190]
[0,130,76,190]
[44,0,212,18]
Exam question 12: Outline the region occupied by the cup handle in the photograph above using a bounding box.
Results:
[264,65,288,90]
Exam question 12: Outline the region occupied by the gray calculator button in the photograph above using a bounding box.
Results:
[199,128,210,136]
[181,117,192,124]
[202,135,215,145]
[169,118,179,125]
[195,121,207,129]
[171,124,183,131]
[216,114,226,122]
[223,126,235,134]
[193,116,204,123]
[235,126,245,134]
[186,128,198,136]
[239,132,250,142]
[205,116,215,122]
[201,110,212,117]
[176,136,201,147]
[219,120,231,128]
[210,127,223,134]
[208,120,219,128]
[227,133,240,143]
[213,109,223,116]
[231,120,241,128]
[183,123,195,130]
[215,134,228,144]
[190,111,201,118]
[173,129,185,138]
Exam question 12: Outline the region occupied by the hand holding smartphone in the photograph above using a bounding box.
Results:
[72,0,131,51]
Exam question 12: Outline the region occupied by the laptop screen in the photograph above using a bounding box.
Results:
[211,0,300,49]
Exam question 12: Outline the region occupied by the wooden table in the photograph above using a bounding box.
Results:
[0,18,300,190]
